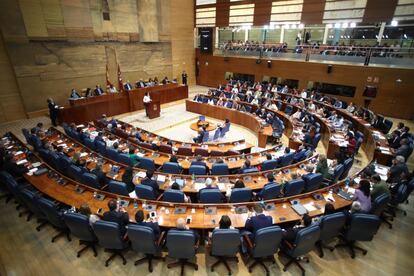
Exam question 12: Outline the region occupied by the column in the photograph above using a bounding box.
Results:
[323,24,329,44]
[280,26,285,43]
[377,22,386,44]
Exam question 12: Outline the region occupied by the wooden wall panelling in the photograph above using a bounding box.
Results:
[0,0,29,42]
[216,0,230,27]
[301,0,325,24]
[195,50,414,119]
[362,0,398,23]
[61,0,94,40]
[253,0,272,26]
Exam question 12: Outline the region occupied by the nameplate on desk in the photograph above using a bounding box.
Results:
[118,200,129,208]
[144,204,157,211]
[205,206,217,215]
[243,176,252,182]
[174,207,187,214]
[312,193,324,201]
[265,203,276,211]
[93,193,105,201]
[218,144,225,148]
[235,206,248,214]
[291,203,308,216]
[218,177,229,183]
[228,157,236,162]
[152,152,160,157]
[57,178,68,186]
[75,186,85,194]
[34,167,48,176]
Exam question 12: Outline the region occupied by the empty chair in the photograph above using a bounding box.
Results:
[244,226,283,275]
[63,212,98,257]
[162,189,185,203]
[81,173,101,189]
[282,225,320,275]
[211,163,229,175]
[189,165,207,175]
[194,147,209,157]
[210,229,240,275]
[84,137,96,151]
[135,185,157,200]
[229,188,252,203]
[210,150,225,156]
[330,164,344,183]
[159,144,173,154]
[302,173,323,192]
[278,152,295,167]
[340,158,354,180]
[382,119,393,134]
[199,189,224,203]
[284,179,305,197]
[212,128,221,141]
[259,183,282,200]
[19,187,48,229]
[67,165,83,182]
[57,155,72,174]
[177,146,193,156]
[370,193,392,228]
[95,141,107,153]
[93,220,128,266]
[161,162,183,174]
[36,197,71,243]
[138,157,156,171]
[317,212,347,257]
[261,159,278,171]
[166,229,198,274]
[117,154,132,166]
[108,180,129,196]
[106,148,119,161]
[202,131,209,143]
[127,225,165,272]
[335,213,380,258]
[312,133,321,149]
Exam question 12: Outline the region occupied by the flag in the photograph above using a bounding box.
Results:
[105,64,112,87]
[117,64,123,92]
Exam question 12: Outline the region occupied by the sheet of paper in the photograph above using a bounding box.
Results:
[303,202,317,212]
[14,151,23,155]
[194,183,206,191]
[16,159,28,165]
[129,191,137,199]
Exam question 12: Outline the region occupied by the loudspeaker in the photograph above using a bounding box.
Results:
[327,65,333,74]
[199,28,213,54]
[267,60,272,68]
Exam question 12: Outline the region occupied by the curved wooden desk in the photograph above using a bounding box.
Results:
[190,121,217,132]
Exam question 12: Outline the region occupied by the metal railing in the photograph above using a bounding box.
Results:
[214,42,414,68]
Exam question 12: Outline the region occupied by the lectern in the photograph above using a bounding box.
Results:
[148,101,160,119]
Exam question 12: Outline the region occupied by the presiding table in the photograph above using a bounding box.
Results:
[190,120,217,132]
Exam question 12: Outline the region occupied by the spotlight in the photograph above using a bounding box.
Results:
[334,23,341,28]
[327,24,333,28]
[391,20,398,27]
[298,24,304,29]
[350,22,356,28]
[267,60,272,68]
[342,22,349,28]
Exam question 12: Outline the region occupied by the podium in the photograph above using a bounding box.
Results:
[147,101,160,119]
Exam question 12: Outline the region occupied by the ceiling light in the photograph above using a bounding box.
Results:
[350,22,356,28]
[391,20,398,27]
[327,24,333,28]
[298,24,304,29]
[342,22,349,28]
[334,23,341,28]
[291,24,297,29]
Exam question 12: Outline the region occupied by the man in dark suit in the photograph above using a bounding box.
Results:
[93,132,105,148]
[136,79,146,88]
[3,154,29,178]
[102,199,130,235]
[141,170,160,196]
[134,210,161,240]
[400,127,410,140]
[190,155,209,173]
[47,98,59,126]
[91,163,107,188]
[94,85,104,96]
[395,139,412,161]
[181,71,188,85]
[124,81,133,91]
[244,205,273,238]
[388,130,401,149]
[193,127,204,143]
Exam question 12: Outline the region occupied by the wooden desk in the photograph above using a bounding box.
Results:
[59,84,188,124]
[190,121,217,132]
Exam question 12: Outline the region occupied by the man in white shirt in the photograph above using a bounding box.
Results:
[143,92,151,117]
[108,84,118,93]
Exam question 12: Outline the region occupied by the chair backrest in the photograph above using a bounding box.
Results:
[163,189,185,203]
[319,212,347,241]
[139,142,153,150]
[340,158,354,180]
[95,141,107,153]
[117,154,132,166]
[284,179,305,196]
[199,189,224,203]
[189,165,207,175]
[252,226,283,258]
[261,183,282,200]
[93,220,125,249]
[290,225,320,258]
[202,131,209,143]
[302,173,323,192]
[106,148,119,161]
[345,213,381,242]
[229,188,252,203]
[161,162,182,174]
[81,172,101,189]
[284,105,293,115]
[211,229,240,257]
[167,229,196,259]
[67,165,83,182]
[84,137,96,151]
[211,163,229,175]
[159,144,173,154]
[382,119,393,134]
[36,197,67,229]
[108,180,129,196]
[138,157,156,171]
[212,129,221,140]
[135,185,156,200]
[261,159,278,171]
[279,152,295,167]
[194,147,209,157]
[63,212,96,242]
[331,164,344,182]
[57,155,72,173]
[177,146,193,156]
[210,150,224,156]
[127,224,158,255]
[370,193,391,216]
[20,187,45,219]
[313,133,321,149]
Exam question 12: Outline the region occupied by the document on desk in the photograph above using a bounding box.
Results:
[16,159,28,165]
[303,202,317,212]
[374,166,388,175]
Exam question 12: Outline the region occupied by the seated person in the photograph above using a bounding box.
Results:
[387,155,409,184]
[257,174,281,199]
[161,76,169,85]
[124,80,133,91]
[173,218,199,244]
[346,132,357,156]
[170,182,190,202]
[283,214,312,243]
[353,179,371,213]
[102,199,130,236]
[136,79,146,88]
[312,203,335,224]
[108,84,118,93]
[239,160,254,173]
[193,127,204,143]
[190,155,209,173]
[244,205,273,241]
[79,203,100,226]
[134,209,161,240]
[91,163,107,188]
[129,148,140,167]
[141,170,160,196]
[387,130,401,149]
[122,166,135,193]
[370,174,390,201]
[169,155,179,163]
[293,145,308,163]
[315,155,330,179]
[69,88,81,99]
[2,153,29,177]
[394,139,411,161]
[94,85,104,96]
[255,108,267,119]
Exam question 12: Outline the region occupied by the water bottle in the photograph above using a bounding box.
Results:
[242,152,245,160]
[345,177,350,189]
[191,173,195,183]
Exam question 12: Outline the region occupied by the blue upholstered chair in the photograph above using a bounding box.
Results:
[135,185,157,200]
[138,157,156,171]
[199,189,224,203]
[95,141,107,153]
[244,226,283,275]
[261,159,278,171]
[282,225,320,274]
[127,224,165,272]
[189,165,207,175]
[67,165,83,182]
[259,183,282,200]
[202,131,209,143]
[312,133,321,149]
[93,220,129,266]
[302,173,323,192]
[19,187,47,230]
[284,179,305,197]
[161,162,183,174]
[370,193,392,228]
[108,180,129,196]
[84,137,96,151]
[162,189,185,203]
[210,229,240,275]
[36,197,71,243]
[229,188,252,203]
[166,229,198,273]
[278,152,295,167]
[335,213,380,258]
[63,212,98,257]
[316,212,346,257]
[81,173,101,189]
[117,154,132,166]
[211,163,229,175]
[340,158,354,180]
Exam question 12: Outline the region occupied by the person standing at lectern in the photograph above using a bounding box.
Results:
[47,98,59,126]
[182,70,188,85]
[143,92,151,117]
